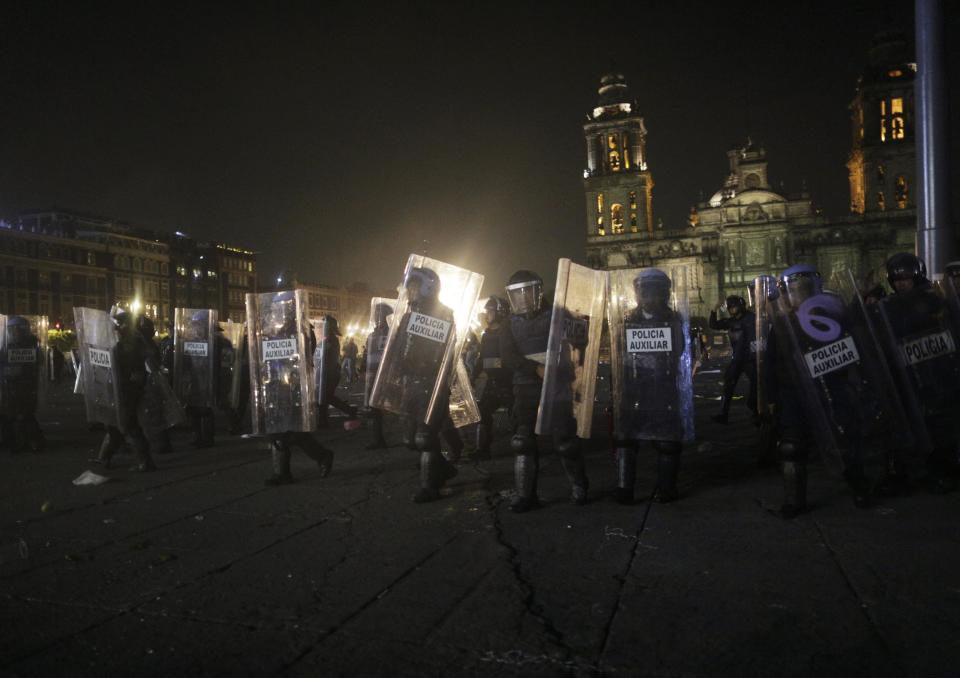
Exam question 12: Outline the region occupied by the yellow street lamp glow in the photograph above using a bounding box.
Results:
[130,298,142,314]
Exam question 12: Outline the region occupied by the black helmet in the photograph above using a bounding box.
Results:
[633,269,671,310]
[778,264,822,307]
[506,270,543,315]
[483,295,509,324]
[322,314,341,337]
[725,295,746,310]
[372,302,394,325]
[885,252,927,287]
[137,315,156,339]
[404,267,441,303]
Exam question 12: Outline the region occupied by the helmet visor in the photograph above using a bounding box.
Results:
[783,272,819,307]
[506,281,542,315]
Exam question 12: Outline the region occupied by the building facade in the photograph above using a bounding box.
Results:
[4,210,257,327]
[584,32,919,321]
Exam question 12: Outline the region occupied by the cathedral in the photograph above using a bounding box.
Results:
[583,32,918,321]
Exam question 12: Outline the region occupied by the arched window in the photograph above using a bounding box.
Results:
[596,193,605,235]
[607,134,620,172]
[611,204,624,234]
[890,98,905,140]
[895,176,908,209]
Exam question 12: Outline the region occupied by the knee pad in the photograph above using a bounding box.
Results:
[555,436,580,459]
[510,429,536,455]
[414,430,438,452]
[652,440,681,455]
[778,440,805,462]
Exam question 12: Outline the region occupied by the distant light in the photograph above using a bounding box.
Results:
[175,231,186,237]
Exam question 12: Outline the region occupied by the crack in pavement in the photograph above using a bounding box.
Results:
[482,491,574,664]
[277,532,462,674]
[811,519,909,678]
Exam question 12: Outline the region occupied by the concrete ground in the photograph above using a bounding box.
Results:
[1,360,958,677]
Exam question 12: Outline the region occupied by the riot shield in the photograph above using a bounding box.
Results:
[314,316,338,407]
[753,276,777,416]
[364,298,396,408]
[0,315,49,418]
[871,276,960,458]
[74,307,124,430]
[448,359,480,428]
[771,270,915,472]
[607,267,695,443]
[942,275,960,347]
[535,259,605,438]
[173,308,217,409]
[246,290,315,434]
[220,320,246,410]
[369,255,483,426]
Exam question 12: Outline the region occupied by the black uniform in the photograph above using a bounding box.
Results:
[364,321,390,448]
[96,323,156,472]
[0,318,44,453]
[471,322,513,459]
[709,307,757,422]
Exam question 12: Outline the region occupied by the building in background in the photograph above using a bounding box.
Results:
[2,209,256,327]
[584,32,919,321]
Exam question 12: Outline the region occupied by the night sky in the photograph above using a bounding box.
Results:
[1,1,955,294]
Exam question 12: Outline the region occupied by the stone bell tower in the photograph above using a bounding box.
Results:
[583,72,654,269]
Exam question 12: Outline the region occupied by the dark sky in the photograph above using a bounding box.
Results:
[0,1,953,294]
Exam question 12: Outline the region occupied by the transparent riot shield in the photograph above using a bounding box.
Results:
[369,255,484,427]
[535,259,605,439]
[772,270,916,473]
[871,276,960,459]
[364,298,396,408]
[753,276,777,416]
[314,316,338,407]
[220,320,246,410]
[0,315,49,419]
[74,307,124,430]
[607,267,695,443]
[942,275,960,349]
[174,308,218,409]
[448,359,480,428]
[246,289,315,434]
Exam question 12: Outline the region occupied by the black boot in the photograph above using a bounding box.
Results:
[652,450,681,503]
[265,439,293,485]
[844,465,872,508]
[712,397,730,424]
[413,450,457,503]
[299,435,334,478]
[471,425,492,461]
[614,446,637,505]
[510,453,540,513]
[559,448,589,505]
[128,433,157,473]
[780,461,808,519]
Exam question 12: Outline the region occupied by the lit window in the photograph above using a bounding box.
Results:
[880,100,887,142]
[629,191,637,210]
[891,97,905,140]
[622,133,630,169]
[895,176,908,209]
[597,215,605,236]
[193,268,202,280]
[630,214,638,232]
[611,204,624,234]
[177,266,187,277]
[607,134,620,172]
[596,193,604,214]
[207,270,217,278]
[888,69,903,78]
[878,191,886,211]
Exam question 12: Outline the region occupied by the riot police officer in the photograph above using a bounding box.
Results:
[768,264,878,516]
[501,269,589,511]
[137,315,174,455]
[879,253,960,494]
[611,269,692,504]
[94,309,157,472]
[316,315,359,428]
[363,302,393,449]
[0,316,45,453]
[392,267,459,502]
[470,296,513,460]
[709,295,757,424]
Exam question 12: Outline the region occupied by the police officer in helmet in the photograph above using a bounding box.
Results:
[470,296,513,461]
[709,294,757,424]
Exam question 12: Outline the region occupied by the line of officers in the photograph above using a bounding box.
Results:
[65,250,960,519]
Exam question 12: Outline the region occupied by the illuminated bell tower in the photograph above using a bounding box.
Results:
[583,73,653,268]
[847,30,916,215]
